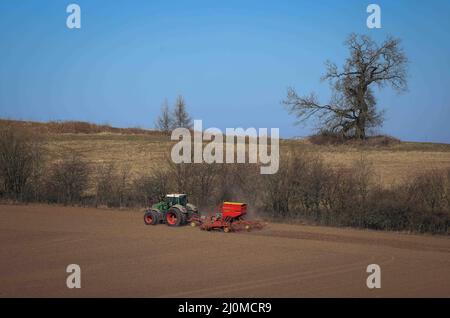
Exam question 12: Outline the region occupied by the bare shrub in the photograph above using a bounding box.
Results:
[353,155,375,199]
[308,130,346,145]
[363,188,410,231]
[445,168,450,210]
[408,170,447,213]
[189,163,222,208]
[166,160,222,208]
[49,121,111,134]
[132,169,171,207]
[261,150,324,219]
[321,167,356,226]
[261,170,291,218]
[300,157,331,219]
[365,135,401,147]
[167,160,191,195]
[95,163,131,207]
[209,163,261,209]
[400,170,450,233]
[95,163,115,206]
[351,155,376,226]
[309,130,401,147]
[0,126,43,200]
[44,153,89,205]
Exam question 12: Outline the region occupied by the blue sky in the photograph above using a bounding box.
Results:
[0,0,449,142]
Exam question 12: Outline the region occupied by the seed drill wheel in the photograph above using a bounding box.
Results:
[143,210,158,225]
[166,208,185,227]
[223,227,231,233]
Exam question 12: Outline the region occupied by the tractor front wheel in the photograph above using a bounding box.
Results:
[144,210,158,225]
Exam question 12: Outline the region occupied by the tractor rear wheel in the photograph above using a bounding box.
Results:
[166,208,184,227]
[144,210,158,225]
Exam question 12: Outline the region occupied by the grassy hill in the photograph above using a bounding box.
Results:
[2,118,450,187]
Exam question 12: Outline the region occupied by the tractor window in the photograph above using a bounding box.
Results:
[179,196,187,206]
[165,197,175,206]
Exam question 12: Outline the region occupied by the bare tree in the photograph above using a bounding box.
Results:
[283,34,408,139]
[172,95,192,129]
[155,99,173,132]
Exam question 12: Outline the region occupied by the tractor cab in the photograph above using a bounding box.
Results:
[164,194,187,207]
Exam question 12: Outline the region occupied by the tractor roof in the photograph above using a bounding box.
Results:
[166,194,186,198]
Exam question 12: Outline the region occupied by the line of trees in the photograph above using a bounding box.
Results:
[155,95,193,132]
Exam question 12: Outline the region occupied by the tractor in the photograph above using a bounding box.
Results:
[143,194,198,227]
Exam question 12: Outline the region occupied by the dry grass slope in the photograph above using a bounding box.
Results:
[2,119,450,186]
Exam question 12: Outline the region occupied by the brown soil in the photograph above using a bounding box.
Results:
[0,204,449,297]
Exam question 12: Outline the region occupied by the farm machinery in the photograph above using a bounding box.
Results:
[143,194,199,226]
[191,201,264,232]
[144,194,263,232]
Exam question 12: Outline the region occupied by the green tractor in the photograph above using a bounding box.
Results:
[144,194,198,227]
